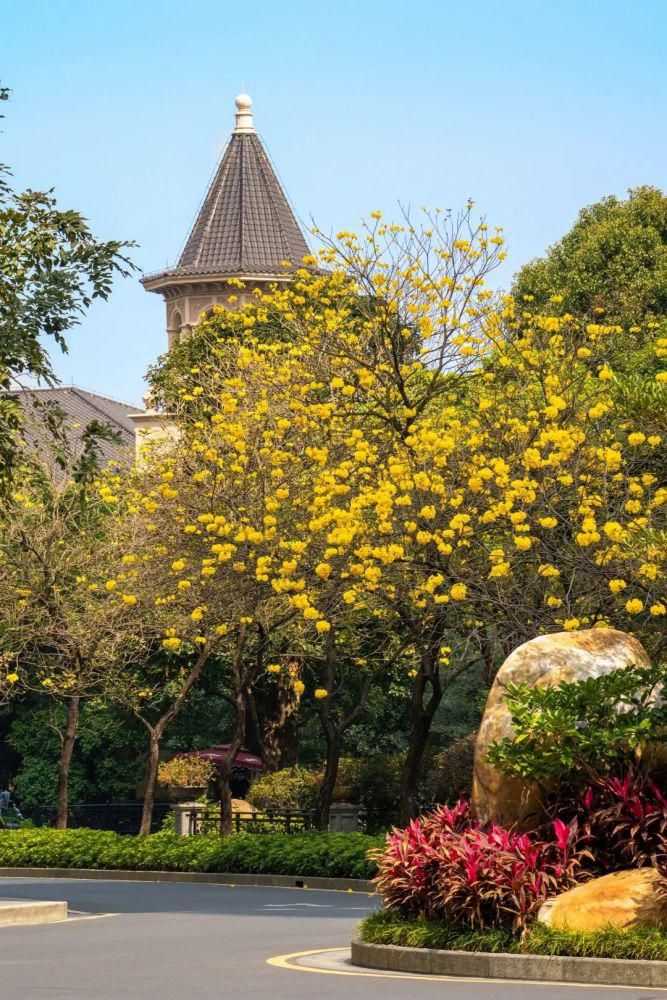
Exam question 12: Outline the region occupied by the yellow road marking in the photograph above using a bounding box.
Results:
[266,947,667,991]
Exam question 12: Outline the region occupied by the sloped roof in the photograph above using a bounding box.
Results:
[7,387,142,476]
[143,98,309,285]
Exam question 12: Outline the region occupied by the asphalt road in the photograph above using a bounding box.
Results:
[0,877,663,999]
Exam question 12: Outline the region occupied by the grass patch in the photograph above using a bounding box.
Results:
[360,910,667,962]
[0,827,382,880]
[360,910,518,953]
[523,922,667,962]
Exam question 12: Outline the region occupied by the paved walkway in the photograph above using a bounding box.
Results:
[0,877,661,999]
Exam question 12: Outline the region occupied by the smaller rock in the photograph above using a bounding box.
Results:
[538,869,667,932]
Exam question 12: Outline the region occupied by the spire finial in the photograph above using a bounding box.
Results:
[234,93,254,133]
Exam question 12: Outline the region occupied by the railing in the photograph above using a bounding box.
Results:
[187,807,315,836]
[28,802,171,836]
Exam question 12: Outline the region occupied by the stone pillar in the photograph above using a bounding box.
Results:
[328,802,361,834]
[171,802,203,836]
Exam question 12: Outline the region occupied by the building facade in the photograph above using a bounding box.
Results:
[134,93,309,450]
[141,93,309,350]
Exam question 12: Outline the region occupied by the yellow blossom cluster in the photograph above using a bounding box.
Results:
[84,211,665,710]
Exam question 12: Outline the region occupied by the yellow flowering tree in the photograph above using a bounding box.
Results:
[148,206,665,824]
[96,449,286,835]
[103,331,406,832]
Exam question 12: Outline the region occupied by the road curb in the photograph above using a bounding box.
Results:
[0,867,373,894]
[351,938,667,988]
[0,899,68,927]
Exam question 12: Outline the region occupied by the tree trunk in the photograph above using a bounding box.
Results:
[398,709,434,825]
[398,660,443,825]
[135,645,213,836]
[261,664,303,771]
[216,681,247,837]
[216,774,234,837]
[55,694,80,830]
[139,729,161,836]
[315,724,341,830]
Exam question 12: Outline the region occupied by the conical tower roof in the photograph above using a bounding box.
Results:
[144,95,309,285]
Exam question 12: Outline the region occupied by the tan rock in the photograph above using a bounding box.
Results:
[538,869,667,931]
[471,629,651,826]
[231,798,256,814]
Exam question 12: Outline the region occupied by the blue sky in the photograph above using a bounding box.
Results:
[3,0,666,406]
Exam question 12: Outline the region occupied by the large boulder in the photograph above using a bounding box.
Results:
[538,869,667,931]
[471,628,651,826]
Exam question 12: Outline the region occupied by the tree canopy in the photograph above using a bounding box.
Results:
[1,193,665,830]
[513,186,667,325]
[0,85,136,489]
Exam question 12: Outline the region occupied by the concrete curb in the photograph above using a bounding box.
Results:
[0,899,68,927]
[351,938,667,988]
[0,867,374,894]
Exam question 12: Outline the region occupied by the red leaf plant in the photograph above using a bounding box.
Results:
[372,800,590,932]
[573,768,667,872]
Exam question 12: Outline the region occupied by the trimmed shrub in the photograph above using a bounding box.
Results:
[247,767,320,811]
[0,827,382,880]
[157,756,216,787]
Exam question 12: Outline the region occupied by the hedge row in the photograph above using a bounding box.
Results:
[0,828,382,880]
[361,910,667,962]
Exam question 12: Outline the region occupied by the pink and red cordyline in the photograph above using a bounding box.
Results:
[372,800,590,931]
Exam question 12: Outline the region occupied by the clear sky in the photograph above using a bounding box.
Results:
[3,0,666,406]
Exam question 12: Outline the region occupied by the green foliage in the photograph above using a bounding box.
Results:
[487,662,666,787]
[0,827,382,879]
[614,364,667,432]
[522,922,667,962]
[0,86,136,488]
[345,754,403,833]
[247,756,403,832]
[147,310,298,412]
[7,701,145,807]
[360,910,667,961]
[513,186,667,325]
[157,756,216,787]
[4,672,235,809]
[360,909,517,953]
[247,766,320,811]
[0,807,30,830]
[427,734,476,805]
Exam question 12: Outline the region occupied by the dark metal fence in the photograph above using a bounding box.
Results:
[187,807,315,836]
[28,802,171,836]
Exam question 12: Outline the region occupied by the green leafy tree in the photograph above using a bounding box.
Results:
[0,85,136,488]
[7,700,145,809]
[513,186,667,325]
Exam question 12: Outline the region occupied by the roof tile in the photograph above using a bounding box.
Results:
[6,387,142,478]
[146,131,309,281]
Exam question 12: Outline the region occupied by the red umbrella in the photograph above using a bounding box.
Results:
[184,745,263,772]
